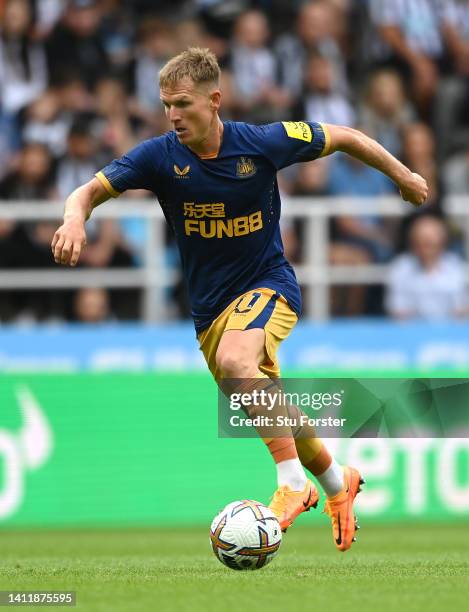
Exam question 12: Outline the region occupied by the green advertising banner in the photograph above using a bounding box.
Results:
[0,374,468,528]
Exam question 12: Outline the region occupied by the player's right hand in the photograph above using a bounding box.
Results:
[399,172,428,207]
[51,218,87,266]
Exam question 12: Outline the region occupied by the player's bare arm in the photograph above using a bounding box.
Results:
[323,124,428,207]
[52,178,111,267]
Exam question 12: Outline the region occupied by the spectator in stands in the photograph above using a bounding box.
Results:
[0,141,55,274]
[33,0,65,40]
[366,0,447,117]
[215,68,236,121]
[91,72,152,264]
[386,215,468,320]
[32,0,66,41]
[401,122,440,209]
[0,141,64,321]
[92,77,135,159]
[99,0,135,78]
[57,75,95,121]
[77,218,141,320]
[77,217,133,270]
[0,142,55,200]
[295,53,355,126]
[92,76,147,265]
[358,68,415,158]
[434,0,469,160]
[0,215,20,267]
[0,0,468,324]
[275,0,348,106]
[230,9,290,123]
[55,117,102,200]
[195,0,248,44]
[131,0,187,19]
[0,110,21,181]
[0,143,57,270]
[441,0,469,75]
[22,88,71,157]
[443,146,469,196]
[72,287,114,323]
[0,0,48,116]
[175,19,206,54]
[92,76,152,265]
[291,157,331,197]
[288,154,376,316]
[46,0,109,88]
[132,18,175,119]
[325,130,396,316]
[326,147,396,264]
[399,122,466,257]
[279,158,332,265]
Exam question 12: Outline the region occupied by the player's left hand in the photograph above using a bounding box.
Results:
[399,172,428,207]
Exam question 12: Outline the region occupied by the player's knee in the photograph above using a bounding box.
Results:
[216,350,257,378]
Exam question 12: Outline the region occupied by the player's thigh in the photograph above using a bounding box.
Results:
[215,328,265,377]
[198,288,280,380]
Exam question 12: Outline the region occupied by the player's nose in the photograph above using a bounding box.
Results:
[168,106,181,122]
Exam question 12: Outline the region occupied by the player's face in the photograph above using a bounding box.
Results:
[160,78,220,148]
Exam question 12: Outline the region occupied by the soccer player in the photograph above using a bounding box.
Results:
[51,48,427,552]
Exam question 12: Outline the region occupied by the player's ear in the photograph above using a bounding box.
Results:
[210,89,221,111]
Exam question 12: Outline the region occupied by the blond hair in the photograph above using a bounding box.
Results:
[159,47,220,89]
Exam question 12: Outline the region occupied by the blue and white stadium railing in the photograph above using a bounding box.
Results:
[1,197,469,373]
[1,195,468,322]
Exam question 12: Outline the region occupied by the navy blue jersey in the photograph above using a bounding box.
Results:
[96,121,329,332]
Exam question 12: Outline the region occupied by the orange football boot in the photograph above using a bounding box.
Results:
[269,479,319,532]
[324,466,365,552]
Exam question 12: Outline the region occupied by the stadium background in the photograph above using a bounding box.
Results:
[1,0,469,554]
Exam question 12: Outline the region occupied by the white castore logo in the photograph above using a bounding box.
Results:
[0,386,53,519]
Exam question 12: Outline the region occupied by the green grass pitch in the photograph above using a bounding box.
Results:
[1,524,468,612]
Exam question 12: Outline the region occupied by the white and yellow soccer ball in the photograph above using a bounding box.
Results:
[210,500,282,570]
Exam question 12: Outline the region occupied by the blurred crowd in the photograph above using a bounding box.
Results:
[0,0,468,323]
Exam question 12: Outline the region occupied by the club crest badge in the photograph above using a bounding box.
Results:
[236,157,257,178]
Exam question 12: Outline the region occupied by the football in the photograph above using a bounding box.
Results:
[209,500,282,570]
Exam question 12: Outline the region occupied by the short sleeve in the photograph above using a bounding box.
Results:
[243,121,330,170]
[95,138,162,197]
